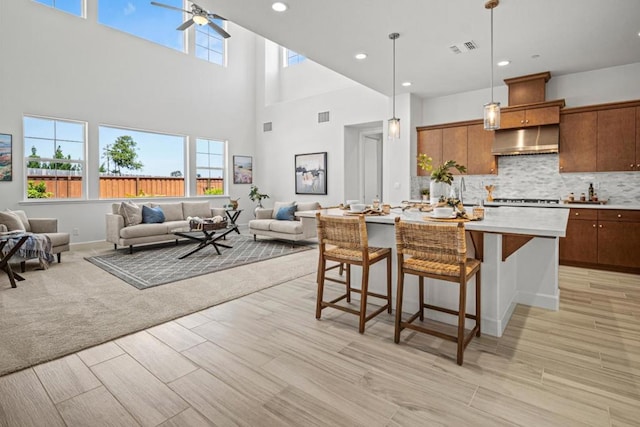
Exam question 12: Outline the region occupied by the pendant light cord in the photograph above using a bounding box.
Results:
[392,34,396,117]
[490,6,494,103]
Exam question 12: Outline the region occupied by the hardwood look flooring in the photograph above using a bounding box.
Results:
[1,264,640,426]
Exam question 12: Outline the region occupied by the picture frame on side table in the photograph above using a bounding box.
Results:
[233,155,253,184]
[0,134,12,182]
[295,152,327,195]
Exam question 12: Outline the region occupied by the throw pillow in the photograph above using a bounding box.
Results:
[118,201,143,227]
[142,205,165,224]
[0,210,26,232]
[275,205,296,221]
[182,201,211,219]
[150,203,183,221]
[271,201,296,219]
[8,210,31,231]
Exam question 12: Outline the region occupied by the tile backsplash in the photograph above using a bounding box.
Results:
[411,154,640,205]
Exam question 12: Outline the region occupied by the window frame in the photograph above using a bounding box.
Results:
[194,18,227,66]
[195,137,227,197]
[283,47,306,67]
[23,115,87,201]
[32,0,85,18]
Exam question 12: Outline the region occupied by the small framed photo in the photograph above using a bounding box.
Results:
[233,155,253,184]
[295,152,327,195]
[0,133,12,182]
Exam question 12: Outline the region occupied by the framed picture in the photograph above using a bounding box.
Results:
[233,155,253,184]
[295,152,327,195]
[0,133,11,182]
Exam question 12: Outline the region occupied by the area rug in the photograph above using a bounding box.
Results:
[86,234,312,289]
[0,241,318,376]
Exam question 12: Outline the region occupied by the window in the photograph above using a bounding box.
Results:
[195,18,226,65]
[196,139,225,196]
[98,0,185,52]
[34,0,84,17]
[98,126,185,198]
[24,116,86,199]
[284,48,306,67]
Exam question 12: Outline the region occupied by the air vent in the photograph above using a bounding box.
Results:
[318,111,330,123]
[263,122,272,132]
[449,40,478,54]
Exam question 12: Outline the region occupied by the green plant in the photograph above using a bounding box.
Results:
[417,155,466,185]
[27,181,53,199]
[421,188,430,195]
[204,187,224,195]
[248,185,269,205]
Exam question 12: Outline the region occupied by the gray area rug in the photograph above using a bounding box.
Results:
[86,235,312,289]
[0,240,318,376]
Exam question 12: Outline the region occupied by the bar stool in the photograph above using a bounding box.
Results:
[394,217,481,365]
[315,212,392,333]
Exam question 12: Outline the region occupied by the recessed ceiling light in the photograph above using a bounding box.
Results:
[497,60,510,67]
[354,53,367,60]
[272,2,287,12]
[401,82,412,87]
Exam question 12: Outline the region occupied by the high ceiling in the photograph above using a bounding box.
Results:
[201,0,640,99]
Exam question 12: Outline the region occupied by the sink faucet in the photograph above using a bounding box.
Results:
[459,176,466,205]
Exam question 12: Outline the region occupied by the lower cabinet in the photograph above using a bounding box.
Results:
[560,209,640,271]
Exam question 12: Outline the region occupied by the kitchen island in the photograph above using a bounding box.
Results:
[298,206,569,337]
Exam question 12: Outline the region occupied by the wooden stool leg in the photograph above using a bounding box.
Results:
[316,256,327,320]
[359,265,369,334]
[457,279,467,366]
[339,263,344,276]
[386,254,392,314]
[346,264,351,303]
[394,268,405,343]
[476,270,482,337]
[419,276,425,321]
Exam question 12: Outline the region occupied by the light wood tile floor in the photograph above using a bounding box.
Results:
[1,265,639,426]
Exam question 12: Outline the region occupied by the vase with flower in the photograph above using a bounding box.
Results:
[417,154,467,205]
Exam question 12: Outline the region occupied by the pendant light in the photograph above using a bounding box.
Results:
[388,32,400,139]
[483,0,500,130]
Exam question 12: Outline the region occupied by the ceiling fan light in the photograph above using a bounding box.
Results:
[483,102,501,130]
[272,2,288,12]
[193,15,208,25]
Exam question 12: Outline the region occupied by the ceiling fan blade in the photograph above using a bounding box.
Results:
[177,18,195,31]
[208,13,227,21]
[207,20,231,38]
[150,1,191,14]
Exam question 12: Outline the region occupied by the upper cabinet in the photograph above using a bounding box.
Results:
[559,100,640,173]
[417,120,497,176]
[500,101,564,129]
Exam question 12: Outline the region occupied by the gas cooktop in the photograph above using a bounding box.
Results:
[491,198,561,205]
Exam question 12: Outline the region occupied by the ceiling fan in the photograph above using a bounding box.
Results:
[150,1,230,39]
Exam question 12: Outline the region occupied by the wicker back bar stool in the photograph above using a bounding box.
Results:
[394,217,481,365]
[315,213,392,333]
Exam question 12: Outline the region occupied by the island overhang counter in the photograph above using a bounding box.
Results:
[297,206,569,337]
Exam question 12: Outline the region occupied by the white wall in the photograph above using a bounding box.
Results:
[0,1,257,242]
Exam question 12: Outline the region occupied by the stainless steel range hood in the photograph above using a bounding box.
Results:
[492,125,559,155]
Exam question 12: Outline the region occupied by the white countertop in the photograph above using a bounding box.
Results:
[298,206,569,238]
[484,202,640,210]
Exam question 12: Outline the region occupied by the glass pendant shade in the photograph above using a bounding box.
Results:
[388,117,400,139]
[483,102,501,130]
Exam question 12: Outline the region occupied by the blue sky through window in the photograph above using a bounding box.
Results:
[98,0,185,51]
[34,0,83,16]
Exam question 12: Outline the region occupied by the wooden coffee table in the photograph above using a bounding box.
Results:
[174,226,237,259]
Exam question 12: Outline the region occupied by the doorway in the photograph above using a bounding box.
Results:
[343,122,383,205]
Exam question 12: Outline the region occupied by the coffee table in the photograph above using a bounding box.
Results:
[0,233,30,288]
[174,226,237,259]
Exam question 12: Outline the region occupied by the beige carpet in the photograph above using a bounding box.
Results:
[0,241,318,376]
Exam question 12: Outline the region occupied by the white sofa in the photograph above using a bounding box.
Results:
[106,201,226,253]
[248,201,320,242]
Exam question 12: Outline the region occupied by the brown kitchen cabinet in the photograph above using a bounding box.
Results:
[560,208,640,271]
[417,120,497,176]
[500,103,562,129]
[596,107,636,172]
[559,111,597,172]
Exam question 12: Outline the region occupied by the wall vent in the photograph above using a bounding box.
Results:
[449,40,478,54]
[263,122,272,132]
[318,111,330,123]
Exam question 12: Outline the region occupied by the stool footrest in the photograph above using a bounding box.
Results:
[399,317,479,347]
[423,303,478,320]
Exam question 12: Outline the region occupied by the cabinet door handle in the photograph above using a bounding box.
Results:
[520,120,524,124]
[525,120,529,124]
[575,212,579,216]
[618,214,622,218]
[599,224,603,228]
[560,166,564,170]
[592,224,596,228]
[631,164,635,169]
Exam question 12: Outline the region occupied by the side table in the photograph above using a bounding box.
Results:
[224,209,242,235]
[0,234,30,288]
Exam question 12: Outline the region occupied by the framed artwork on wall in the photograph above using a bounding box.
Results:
[233,155,253,184]
[0,133,12,182]
[295,152,327,195]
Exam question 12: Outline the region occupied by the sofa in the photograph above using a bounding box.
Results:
[0,209,70,270]
[248,201,320,242]
[106,201,226,253]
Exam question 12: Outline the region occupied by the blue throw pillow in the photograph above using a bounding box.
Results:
[142,205,165,224]
[275,205,296,221]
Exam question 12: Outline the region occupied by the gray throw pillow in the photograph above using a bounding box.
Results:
[151,202,183,221]
[182,201,211,219]
[271,201,296,219]
[0,210,26,232]
[118,201,142,227]
[7,209,31,231]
